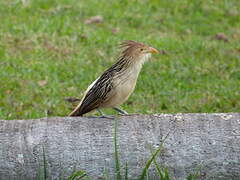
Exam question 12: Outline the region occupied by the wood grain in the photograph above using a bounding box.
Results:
[0,113,239,180]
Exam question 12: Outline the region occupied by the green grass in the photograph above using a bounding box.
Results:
[0,0,239,119]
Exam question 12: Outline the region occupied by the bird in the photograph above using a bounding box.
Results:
[69,40,159,117]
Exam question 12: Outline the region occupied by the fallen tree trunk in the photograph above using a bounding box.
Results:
[0,113,239,180]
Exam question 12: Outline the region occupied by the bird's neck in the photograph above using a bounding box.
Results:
[120,53,151,80]
[130,53,151,71]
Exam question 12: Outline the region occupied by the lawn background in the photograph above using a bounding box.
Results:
[0,0,239,120]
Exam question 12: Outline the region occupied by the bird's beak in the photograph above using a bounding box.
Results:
[148,47,159,54]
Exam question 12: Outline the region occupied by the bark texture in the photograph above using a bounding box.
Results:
[0,113,239,180]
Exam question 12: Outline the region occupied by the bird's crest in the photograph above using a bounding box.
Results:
[120,40,145,49]
[119,40,146,57]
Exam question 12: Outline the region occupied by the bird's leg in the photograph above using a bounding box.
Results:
[96,108,115,119]
[97,108,105,116]
[113,107,128,115]
[113,107,140,116]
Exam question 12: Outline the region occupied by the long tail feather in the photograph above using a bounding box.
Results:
[68,103,83,116]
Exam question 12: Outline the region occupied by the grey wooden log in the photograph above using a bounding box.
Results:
[0,113,240,180]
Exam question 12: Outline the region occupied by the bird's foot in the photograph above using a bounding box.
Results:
[119,113,140,116]
[87,115,115,119]
[100,115,115,119]
[94,108,115,119]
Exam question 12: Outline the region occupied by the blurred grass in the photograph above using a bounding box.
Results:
[0,0,239,119]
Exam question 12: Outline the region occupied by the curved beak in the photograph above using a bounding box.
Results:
[148,47,159,54]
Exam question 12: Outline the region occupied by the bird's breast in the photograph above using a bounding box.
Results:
[101,65,141,108]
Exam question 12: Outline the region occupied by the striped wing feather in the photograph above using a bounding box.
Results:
[70,71,114,116]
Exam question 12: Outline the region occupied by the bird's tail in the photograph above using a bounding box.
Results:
[68,103,83,116]
[68,109,83,116]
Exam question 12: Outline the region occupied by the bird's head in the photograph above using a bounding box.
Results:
[120,40,159,63]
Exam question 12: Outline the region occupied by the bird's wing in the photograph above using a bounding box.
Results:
[70,72,114,116]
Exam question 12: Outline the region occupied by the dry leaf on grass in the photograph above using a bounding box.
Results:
[38,80,47,87]
[112,28,120,34]
[214,33,229,42]
[67,86,76,91]
[159,18,164,24]
[5,90,11,94]
[80,34,88,39]
[84,15,103,24]
[97,50,105,57]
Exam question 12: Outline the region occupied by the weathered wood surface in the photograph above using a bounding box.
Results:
[0,113,239,180]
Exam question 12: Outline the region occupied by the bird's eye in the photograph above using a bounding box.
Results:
[140,48,143,51]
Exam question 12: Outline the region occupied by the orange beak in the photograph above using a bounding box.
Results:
[149,47,159,54]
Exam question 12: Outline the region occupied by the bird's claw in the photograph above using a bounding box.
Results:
[87,115,115,119]
[118,113,140,116]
